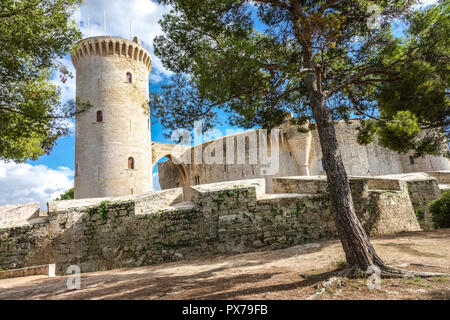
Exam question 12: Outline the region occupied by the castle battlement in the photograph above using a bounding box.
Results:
[71,36,152,72]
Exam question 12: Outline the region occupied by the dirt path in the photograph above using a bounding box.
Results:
[1,229,449,300]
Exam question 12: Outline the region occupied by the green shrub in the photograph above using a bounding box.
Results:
[55,187,74,201]
[429,190,450,228]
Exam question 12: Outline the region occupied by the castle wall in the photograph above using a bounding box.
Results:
[404,179,442,230]
[72,36,152,199]
[366,172,444,230]
[272,176,422,235]
[158,121,450,190]
[158,129,302,192]
[158,160,183,189]
[427,171,450,184]
[0,203,40,229]
[309,121,402,176]
[0,177,424,275]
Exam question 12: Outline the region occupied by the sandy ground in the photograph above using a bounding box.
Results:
[0,229,449,300]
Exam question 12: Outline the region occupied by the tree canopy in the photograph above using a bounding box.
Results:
[0,0,83,162]
[151,0,449,275]
[151,0,449,157]
[358,1,449,157]
[55,187,74,201]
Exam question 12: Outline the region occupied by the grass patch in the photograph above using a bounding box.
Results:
[405,277,432,287]
[331,258,347,270]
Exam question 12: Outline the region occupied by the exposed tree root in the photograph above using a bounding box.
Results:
[305,264,448,300]
[338,264,449,279]
[306,276,346,300]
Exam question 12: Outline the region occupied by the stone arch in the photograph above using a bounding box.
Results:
[151,142,190,169]
[153,154,191,201]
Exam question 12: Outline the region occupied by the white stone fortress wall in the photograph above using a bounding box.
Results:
[158,120,450,191]
[72,36,152,199]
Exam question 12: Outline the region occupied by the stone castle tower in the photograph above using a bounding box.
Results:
[71,36,153,199]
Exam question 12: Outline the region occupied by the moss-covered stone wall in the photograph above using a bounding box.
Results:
[0,178,424,275]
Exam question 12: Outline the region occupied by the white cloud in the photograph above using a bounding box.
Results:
[72,0,173,79]
[417,0,439,5]
[50,0,173,135]
[59,118,75,134]
[0,162,74,209]
[413,0,439,8]
[149,72,164,84]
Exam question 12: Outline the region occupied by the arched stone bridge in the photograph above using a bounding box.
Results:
[151,142,191,169]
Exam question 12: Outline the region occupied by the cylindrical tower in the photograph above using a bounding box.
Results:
[71,36,152,199]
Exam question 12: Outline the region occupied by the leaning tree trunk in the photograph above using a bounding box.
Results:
[304,84,446,278]
[308,91,387,273]
[298,57,446,277]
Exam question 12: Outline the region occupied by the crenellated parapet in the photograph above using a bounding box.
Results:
[71,36,152,73]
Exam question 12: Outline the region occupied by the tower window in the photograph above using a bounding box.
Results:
[126,72,132,83]
[195,176,200,185]
[75,163,79,176]
[321,158,326,171]
[409,156,415,165]
[128,157,135,169]
[97,77,106,89]
[96,110,103,122]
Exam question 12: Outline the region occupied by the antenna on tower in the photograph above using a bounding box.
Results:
[103,10,106,35]
[129,17,132,40]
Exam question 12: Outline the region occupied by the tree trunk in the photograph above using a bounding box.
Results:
[301,69,447,279]
[304,76,387,273]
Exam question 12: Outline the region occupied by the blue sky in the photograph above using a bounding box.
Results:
[24,0,259,196]
[0,0,438,208]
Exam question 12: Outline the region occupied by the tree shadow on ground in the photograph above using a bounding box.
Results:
[0,262,343,300]
[1,229,448,300]
[0,270,283,300]
[424,289,450,300]
[184,270,339,300]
